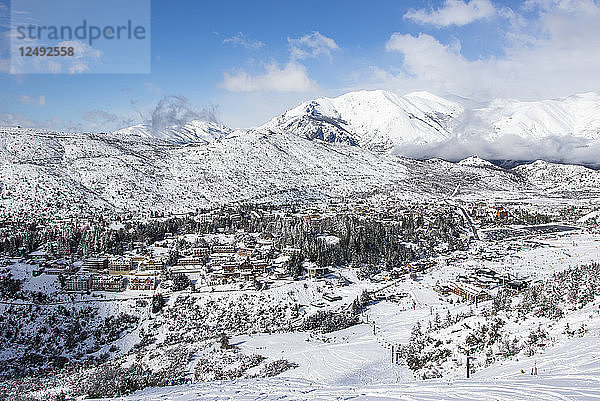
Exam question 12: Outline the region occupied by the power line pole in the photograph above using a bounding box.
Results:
[466,350,471,378]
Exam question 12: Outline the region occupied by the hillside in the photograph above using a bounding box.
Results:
[3,89,600,218]
[0,126,535,218]
[2,125,600,218]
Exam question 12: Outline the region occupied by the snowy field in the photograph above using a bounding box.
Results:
[108,332,600,401]
[105,313,600,400]
[106,376,600,401]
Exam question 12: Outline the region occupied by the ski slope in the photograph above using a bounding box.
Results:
[109,348,600,400]
[105,230,600,401]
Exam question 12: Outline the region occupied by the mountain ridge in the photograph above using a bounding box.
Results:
[261,90,600,163]
[0,125,599,219]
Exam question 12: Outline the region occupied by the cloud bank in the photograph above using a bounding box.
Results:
[381,0,600,101]
[394,134,600,167]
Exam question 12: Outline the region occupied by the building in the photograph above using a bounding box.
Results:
[256,239,274,247]
[447,282,488,302]
[237,247,254,257]
[131,256,146,268]
[433,284,451,295]
[177,257,204,266]
[190,247,210,257]
[64,275,90,292]
[197,213,212,223]
[222,261,238,273]
[90,275,125,292]
[139,258,164,272]
[82,257,108,272]
[210,252,235,262]
[213,245,235,254]
[129,277,156,290]
[506,279,528,290]
[494,206,509,219]
[109,256,133,275]
[306,265,328,278]
[251,259,269,273]
[28,249,49,261]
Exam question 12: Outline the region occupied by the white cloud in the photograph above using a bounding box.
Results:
[223,32,264,50]
[220,62,317,93]
[82,109,136,131]
[404,0,497,27]
[288,32,339,60]
[0,112,38,127]
[18,94,46,106]
[393,134,600,166]
[383,0,600,101]
[219,31,337,94]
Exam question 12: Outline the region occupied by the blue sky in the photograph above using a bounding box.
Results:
[1,0,600,131]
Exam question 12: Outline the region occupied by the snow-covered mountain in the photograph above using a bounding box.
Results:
[0,126,515,218]
[478,92,600,141]
[1,124,599,219]
[112,120,233,144]
[264,90,600,163]
[2,89,600,218]
[108,90,600,158]
[458,156,499,169]
[263,90,462,151]
[514,159,600,192]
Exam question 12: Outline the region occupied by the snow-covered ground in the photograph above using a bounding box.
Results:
[106,304,600,400]
[109,332,600,401]
[94,229,600,400]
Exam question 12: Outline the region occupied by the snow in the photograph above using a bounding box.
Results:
[514,160,600,192]
[480,93,600,141]
[264,89,462,150]
[578,210,600,223]
[3,88,600,218]
[231,326,409,386]
[112,120,233,144]
[0,125,563,218]
[458,156,497,168]
[3,215,600,400]
[110,343,600,400]
[263,89,600,157]
[88,228,600,400]
[4,90,600,401]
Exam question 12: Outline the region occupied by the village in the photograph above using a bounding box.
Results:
[9,197,577,305]
[1,196,598,401]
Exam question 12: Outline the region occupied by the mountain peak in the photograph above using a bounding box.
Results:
[458,155,497,168]
[264,89,462,151]
[112,120,233,144]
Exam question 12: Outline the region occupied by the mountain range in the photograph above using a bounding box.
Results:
[110,89,600,163]
[263,90,600,164]
[1,90,600,217]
